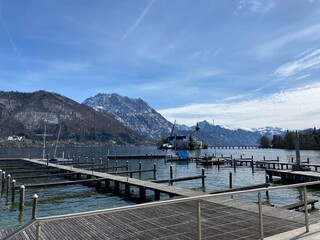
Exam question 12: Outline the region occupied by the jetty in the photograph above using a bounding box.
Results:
[2,182,320,240]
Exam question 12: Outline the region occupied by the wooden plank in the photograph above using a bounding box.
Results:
[283,199,318,210]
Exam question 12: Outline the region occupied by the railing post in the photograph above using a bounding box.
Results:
[36,221,41,240]
[303,186,309,232]
[258,192,264,240]
[197,200,202,240]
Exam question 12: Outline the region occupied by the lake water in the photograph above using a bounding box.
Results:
[1,146,320,230]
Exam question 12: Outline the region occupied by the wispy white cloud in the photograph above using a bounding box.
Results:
[233,0,274,15]
[275,48,320,78]
[255,24,320,57]
[0,4,29,75]
[122,0,156,40]
[158,83,320,129]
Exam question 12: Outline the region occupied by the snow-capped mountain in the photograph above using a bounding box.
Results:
[83,93,173,141]
[83,93,287,146]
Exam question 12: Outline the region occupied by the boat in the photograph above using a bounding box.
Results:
[160,122,204,150]
[196,157,225,166]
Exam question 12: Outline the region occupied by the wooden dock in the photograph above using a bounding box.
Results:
[266,169,320,183]
[1,197,319,240]
[0,158,206,202]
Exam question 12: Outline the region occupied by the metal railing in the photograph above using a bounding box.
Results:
[4,180,320,240]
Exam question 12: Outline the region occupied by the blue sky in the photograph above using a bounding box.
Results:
[1,0,320,129]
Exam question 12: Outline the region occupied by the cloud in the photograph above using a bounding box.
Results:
[233,0,274,15]
[158,83,320,129]
[255,24,320,57]
[275,48,320,78]
[122,0,156,40]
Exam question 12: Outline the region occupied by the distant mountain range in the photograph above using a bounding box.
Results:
[83,93,287,146]
[0,90,287,147]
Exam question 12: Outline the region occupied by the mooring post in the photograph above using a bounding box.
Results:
[32,194,38,219]
[126,161,129,172]
[229,172,232,189]
[139,162,142,178]
[11,179,16,203]
[46,154,49,166]
[68,155,70,165]
[202,168,205,190]
[265,175,269,199]
[19,185,25,211]
[1,171,6,190]
[139,186,146,201]
[125,182,130,198]
[153,163,157,179]
[99,158,102,172]
[86,157,88,167]
[6,174,11,196]
[233,159,236,172]
[0,170,2,186]
[170,165,173,186]
[251,159,254,173]
[2,171,6,190]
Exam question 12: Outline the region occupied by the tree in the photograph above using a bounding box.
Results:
[259,136,270,148]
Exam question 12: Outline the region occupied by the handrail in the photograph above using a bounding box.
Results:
[4,180,320,240]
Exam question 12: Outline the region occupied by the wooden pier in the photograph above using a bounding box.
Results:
[1,194,319,240]
[266,169,320,183]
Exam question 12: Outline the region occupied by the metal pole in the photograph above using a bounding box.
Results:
[258,192,264,240]
[303,186,309,232]
[197,200,202,240]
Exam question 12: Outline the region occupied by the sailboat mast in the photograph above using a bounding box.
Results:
[54,126,62,159]
[42,125,46,159]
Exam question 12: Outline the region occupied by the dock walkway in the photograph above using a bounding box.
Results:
[2,197,319,240]
[19,159,205,198]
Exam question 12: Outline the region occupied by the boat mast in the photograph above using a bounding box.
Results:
[53,126,62,159]
[42,125,46,160]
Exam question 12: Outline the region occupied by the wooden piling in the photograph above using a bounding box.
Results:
[265,175,269,199]
[201,169,205,189]
[19,185,25,211]
[139,186,146,201]
[233,159,236,172]
[153,163,157,179]
[2,171,6,190]
[139,162,142,178]
[6,174,11,196]
[11,179,16,203]
[125,182,130,198]
[32,194,38,219]
[170,165,173,186]
[229,172,232,189]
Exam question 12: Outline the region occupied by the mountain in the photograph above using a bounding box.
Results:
[83,93,173,141]
[0,91,143,146]
[176,121,286,147]
[83,92,286,147]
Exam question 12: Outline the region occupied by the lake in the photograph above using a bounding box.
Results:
[1,146,320,229]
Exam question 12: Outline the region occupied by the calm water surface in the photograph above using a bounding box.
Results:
[1,146,320,229]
